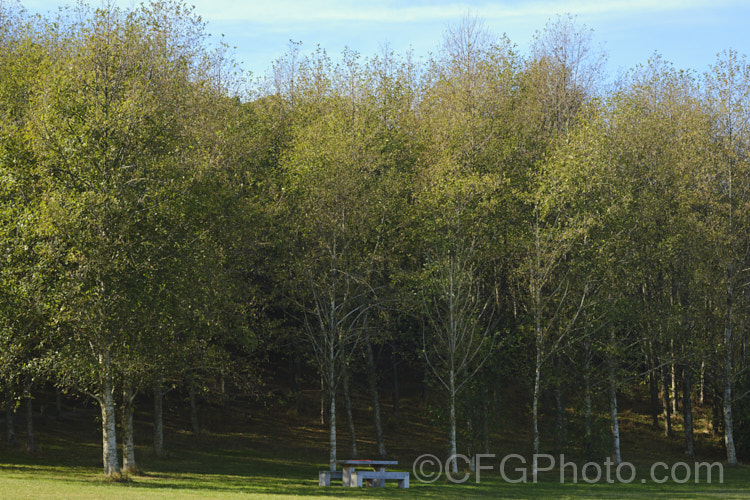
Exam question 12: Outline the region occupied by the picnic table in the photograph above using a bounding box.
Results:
[318,459,409,488]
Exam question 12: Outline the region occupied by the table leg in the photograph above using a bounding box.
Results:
[343,466,356,487]
[375,466,385,487]
[342,466,349,487]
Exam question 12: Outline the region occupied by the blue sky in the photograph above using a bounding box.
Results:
[24,0,750,80]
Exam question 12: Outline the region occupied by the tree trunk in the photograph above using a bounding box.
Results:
[292,355,301,414]
[391,349,400,418]
[531,253,542,480]
[365,333,386,457]
[467,414,475,472]
[329,385,337,471]
[553,357,565,453]
[724,249,738,464]
[648,351,660,428]
[24,385,34,454]
[724,324,738,464]
[189,376,200,436]
[531,332,541,478]
[583,348,593,459]
[670,341,678,414]
[342,364,357,458]
[449,368,458,474]
[153,376,165,457]
[5,388,16,447]
[320,375,326,426]
[481,393,490,454]
[328,353,337,471]
[683,364,694,457]
[662,364,673,437]
[608,328,621,465]
[100,378,120,476]
[122,383,137,473]
[699,361,705,405]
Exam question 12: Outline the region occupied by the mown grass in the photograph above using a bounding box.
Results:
[2,459,749,499]
[0,389,748,498]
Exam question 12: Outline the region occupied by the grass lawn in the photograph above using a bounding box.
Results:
[2,459,749,499]
[0,391,748,498]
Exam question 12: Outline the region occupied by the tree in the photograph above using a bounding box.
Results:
[0,1,54,454]
[527,14,605,136]
[419,225,495,474]
[413,18,518,472]
[701,50,750,465]
[23,1,235,475]
[517,15,604,473]
[279,46,398,469]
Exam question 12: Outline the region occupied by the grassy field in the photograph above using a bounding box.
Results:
[0,390,748,499]
[1,458,749,499]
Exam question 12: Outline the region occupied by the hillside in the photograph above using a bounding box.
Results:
[0,381,746,498]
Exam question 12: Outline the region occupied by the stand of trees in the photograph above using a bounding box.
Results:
[1,2,749,477]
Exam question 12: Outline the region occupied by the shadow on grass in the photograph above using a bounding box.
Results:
[2,453,750,499]
[1,395,748,499]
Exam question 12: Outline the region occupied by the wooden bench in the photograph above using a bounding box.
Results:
[318,470,343,486]
[350,470,409,488]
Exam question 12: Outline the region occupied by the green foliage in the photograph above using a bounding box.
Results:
[3,0,750,480]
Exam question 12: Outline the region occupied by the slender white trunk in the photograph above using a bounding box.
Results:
[329,389,337,471]
[122,384,136,473]
[531,224,542,479]
[449,368,458,474]
[662,364,673,437]
[724,140,738,465]
[609,376,621,465]
[342,365,356,458]
[724,323,738,464]
[531,326,542,479]
[608,328,621,465]
[329,358,337,471]
[101,379,120,476]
